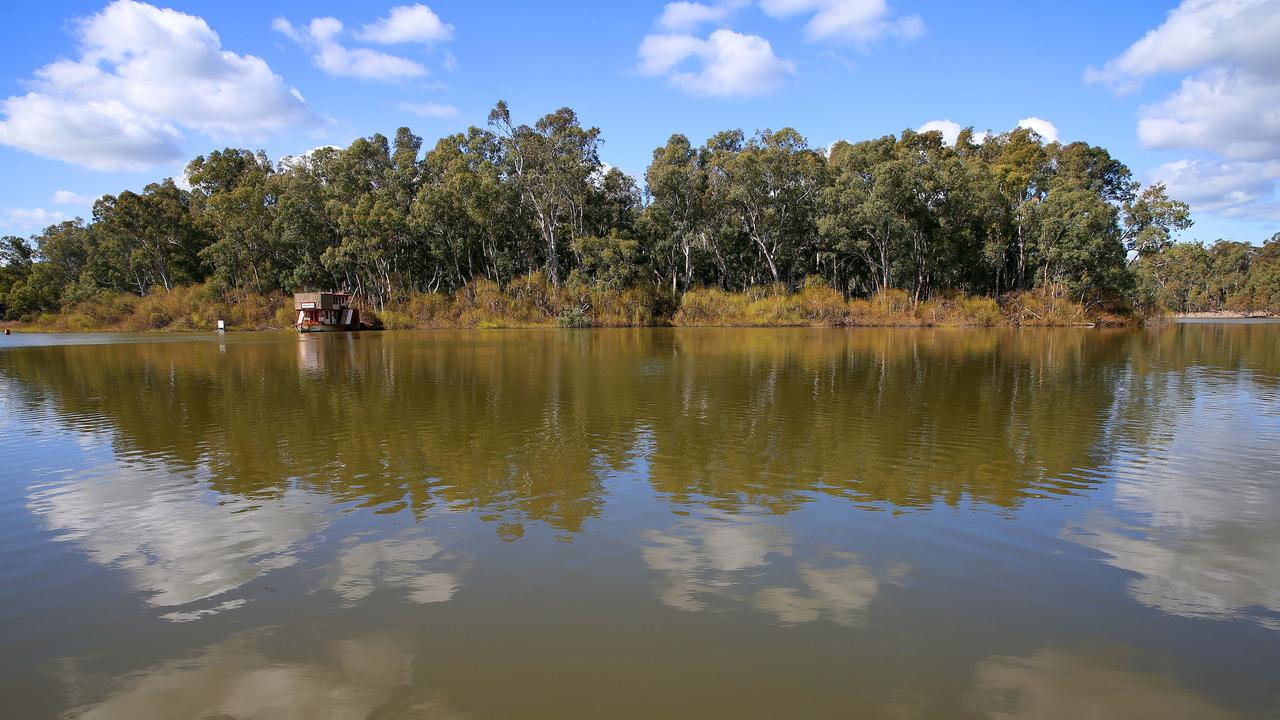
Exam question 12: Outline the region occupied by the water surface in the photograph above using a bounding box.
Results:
[2,326,1278,718]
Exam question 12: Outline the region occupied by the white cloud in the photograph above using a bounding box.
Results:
[1016,116,1059,143]
[1084,0,1280,90]
[1151,158,1280,220]
[358,4,454,44]
[400,101,460,118]
[274,16,428,81]
[1089,0,1280,222]
[0,0,307,171]
[5,207,67,231]
[917,119,961,145]
[759,0,923,43]
[637,29,795,97]
[1137,68,1280,161]
[51,190,91,205]
[277,144,343,171]
[658,1,747,32]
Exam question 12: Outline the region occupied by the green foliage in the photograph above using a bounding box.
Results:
[6,99,1222,327]
[1133,235,1279,315]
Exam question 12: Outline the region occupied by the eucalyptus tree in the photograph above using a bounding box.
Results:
[643,134,709,292]
[187,149,277,292]
[1122,182,1193,257]
[0,236,34,318]
[1022,187,1126,300]
[270,147,342,292]
[985,128,1053,290]
[91,180,208,294]
[319,129,425,308]
[704,128,825,286]
[411,128,526,289]
[488,101,602,286]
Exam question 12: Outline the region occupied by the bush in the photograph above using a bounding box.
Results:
[1001,288,1091,326]
[22,279,1145,332]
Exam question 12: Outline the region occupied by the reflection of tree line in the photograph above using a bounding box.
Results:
[6,326,1277,533]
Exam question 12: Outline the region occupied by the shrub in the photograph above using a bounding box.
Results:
[1001,288,1090,326]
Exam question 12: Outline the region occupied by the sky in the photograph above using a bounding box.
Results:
[1,0,1278,244]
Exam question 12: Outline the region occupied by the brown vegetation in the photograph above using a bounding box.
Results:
[28,284,289,332]
[20,277,1134,332]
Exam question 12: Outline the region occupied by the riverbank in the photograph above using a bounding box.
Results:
[13,280,1138,332]
[1174,310,1277,319]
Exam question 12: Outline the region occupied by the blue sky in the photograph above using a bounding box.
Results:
[1,0,1277,244]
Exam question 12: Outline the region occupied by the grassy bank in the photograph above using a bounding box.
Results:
[17,277,1136,333]
[23,284,292,332]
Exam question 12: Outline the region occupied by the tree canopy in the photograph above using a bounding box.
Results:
[0,100,1219,321]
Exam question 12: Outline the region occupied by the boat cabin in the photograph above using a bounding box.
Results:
[294,292,360,332]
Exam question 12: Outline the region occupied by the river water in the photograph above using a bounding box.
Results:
[1,325,1278,718]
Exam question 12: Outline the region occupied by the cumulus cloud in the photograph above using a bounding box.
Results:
[1084,0,1280,91]
[400,101,460,118]
[657,1,748,32]
[357,4,453,44]
[1016,116,1059,143]
[1151,158,1280,220]
[1089,0,1280,223]
[5,207,67,231]
[917,119,962,145]
[274,16,428,81]
[1137,67,1280,161]
[0,0,307,171]
[759,0,923,43]
[51,190,91,205]
[637,29,795,97]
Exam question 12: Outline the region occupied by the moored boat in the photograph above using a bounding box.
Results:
[294,292,361,332]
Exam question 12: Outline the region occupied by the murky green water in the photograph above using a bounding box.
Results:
[1,325,1278,719]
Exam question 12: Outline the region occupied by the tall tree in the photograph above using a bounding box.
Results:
[488,101,601,286]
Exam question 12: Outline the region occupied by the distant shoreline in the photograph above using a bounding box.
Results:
[1174,311,1277,319]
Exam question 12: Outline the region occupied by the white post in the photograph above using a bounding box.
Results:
[216,319,225,333]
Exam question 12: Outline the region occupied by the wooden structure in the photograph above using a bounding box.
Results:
[294,292,360,332]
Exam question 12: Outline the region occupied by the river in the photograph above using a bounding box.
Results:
[1,325,1278,718]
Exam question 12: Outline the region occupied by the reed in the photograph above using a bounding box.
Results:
[21,278,1131,332]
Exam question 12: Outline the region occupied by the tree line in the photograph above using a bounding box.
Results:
[0,100,1206,320]
[1132,235,1280,314]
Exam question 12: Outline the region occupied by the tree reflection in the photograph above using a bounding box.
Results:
[1,328,1155,536]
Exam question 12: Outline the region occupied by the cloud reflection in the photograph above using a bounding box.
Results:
[641,513,906,625]
[28,462,326,612]
[61,630,464,720]
[326,531,467,606]
[1064,386,1280,630]
[970,648,1237,719]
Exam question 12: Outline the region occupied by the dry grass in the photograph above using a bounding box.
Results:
[999,289,1093,326]
[675,281,1046,327]
[370,273,670,329]
[23,277,1129,332]
[30,284,290,332]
